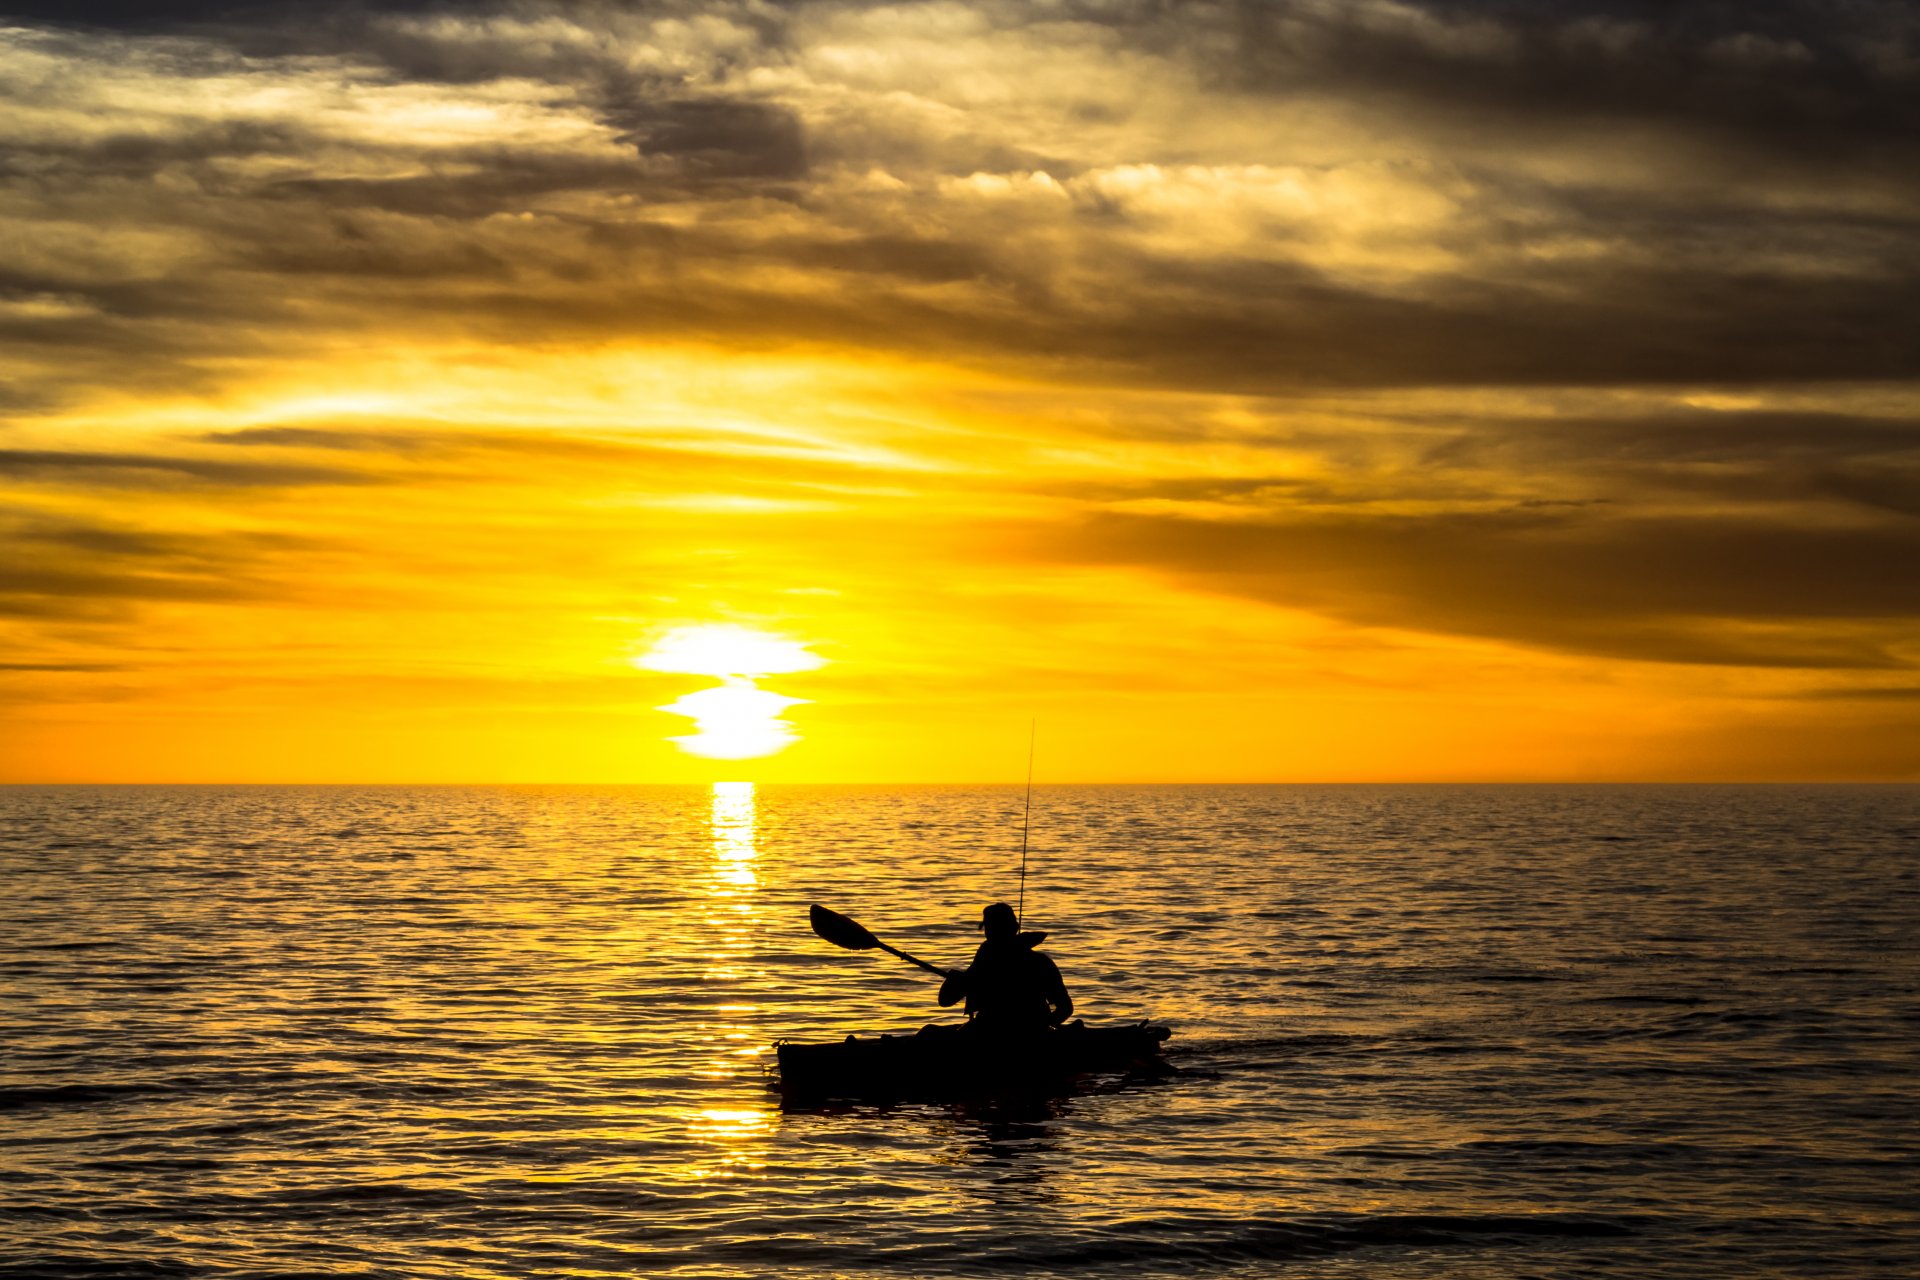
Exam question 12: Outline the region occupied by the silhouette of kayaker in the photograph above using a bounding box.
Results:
[788,901,1171,1100]
[940,902,1073,1031]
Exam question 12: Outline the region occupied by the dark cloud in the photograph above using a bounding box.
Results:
[1418,410,1920,516]
[1196,0,1920,174]
[258,160,650,219]
[604,98,807,180]
[213,223,1897,396]
[1797,685,1920,700]
[0,119,312,179]
[759,233,993,285]
[23,520,205,558]
[90,202,1918,399]
[0,509,330,619]
[5,510,328,557]
[0,449,377,489]
[235,219,518,281]
[0,660,131,671]
[0,553,260,618]
[0,1,445,34]
[197,423,737,466]
[1049,507,1920,669]
[1038,407,1920,548]
[0,1,277,27]
[1454,410,1920,463]
[1080,260,1920,391]
[205,425,420,450]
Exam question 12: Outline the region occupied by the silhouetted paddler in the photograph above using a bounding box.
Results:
[940,902,1073,1031]
[788,899,1169,1101]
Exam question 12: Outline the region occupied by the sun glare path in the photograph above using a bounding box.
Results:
[711,780,758,888]
[691,780,773,1175]
[640,626,823,760]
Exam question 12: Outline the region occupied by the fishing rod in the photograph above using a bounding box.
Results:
[807,721,1045,1000]
[1016,718,1034,925]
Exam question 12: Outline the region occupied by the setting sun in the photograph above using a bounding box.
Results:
[659,680,807,760]
[637,626,825,680]
[641,627,822,760]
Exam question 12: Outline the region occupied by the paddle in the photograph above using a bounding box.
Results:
[809,905,1056,1010]
[809,903,951,979]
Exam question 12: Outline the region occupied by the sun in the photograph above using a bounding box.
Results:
[636,624,825,679]
[657,679,806,759]
[637,626,823,759]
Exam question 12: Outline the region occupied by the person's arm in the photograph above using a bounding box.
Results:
[938,967,967,1007]
[1041,954,1073,1024]
[940,941,988,1009]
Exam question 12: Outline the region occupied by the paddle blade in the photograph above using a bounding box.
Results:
[810,903,879,951]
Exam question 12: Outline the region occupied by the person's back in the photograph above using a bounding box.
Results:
[943,902,1073,1032]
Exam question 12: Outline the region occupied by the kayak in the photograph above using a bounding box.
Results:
[775,1018,1173,1102]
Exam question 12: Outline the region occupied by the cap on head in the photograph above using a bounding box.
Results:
[979,902,1019,938]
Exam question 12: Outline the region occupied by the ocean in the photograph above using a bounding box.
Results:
[3,784,1916,1278]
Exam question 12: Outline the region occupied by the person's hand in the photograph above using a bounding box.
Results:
[937,970,967,1007]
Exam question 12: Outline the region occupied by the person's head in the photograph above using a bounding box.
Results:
[978,902,1019,939]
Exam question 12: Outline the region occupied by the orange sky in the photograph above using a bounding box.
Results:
[3,2,1918,782]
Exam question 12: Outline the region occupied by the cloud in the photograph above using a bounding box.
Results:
[1018,398,1920,672]
[1163,1,1920,171]
[1415,408,1920,517]
[204,425,437,450]
[603,97,808,179]
[0,448,377,489]
[0,0,1913,411]
[1,507,332,596]
[1046,505,1920,669]
[0,540,275,618]
[1797,684,1920,700]
[0,660,131,671]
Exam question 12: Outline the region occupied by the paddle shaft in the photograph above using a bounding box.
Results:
[874,939,950,979]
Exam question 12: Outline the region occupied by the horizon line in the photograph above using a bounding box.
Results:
[3,778,1918,788]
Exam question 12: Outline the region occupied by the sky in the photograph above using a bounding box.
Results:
[2,0,1918,782]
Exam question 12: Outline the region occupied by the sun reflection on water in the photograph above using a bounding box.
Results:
[691,1108,774,1143]
[687,781,774,1177]
[711,780,757,888]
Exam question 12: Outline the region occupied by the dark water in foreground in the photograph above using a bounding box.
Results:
[3,784,1917,1278]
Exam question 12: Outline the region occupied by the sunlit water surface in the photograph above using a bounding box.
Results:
[4,785,1917,1278]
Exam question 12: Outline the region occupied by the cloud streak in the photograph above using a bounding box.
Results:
[1050,506,1920,669]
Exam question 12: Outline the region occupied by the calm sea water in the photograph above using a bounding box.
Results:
[3,784,1917,1278]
